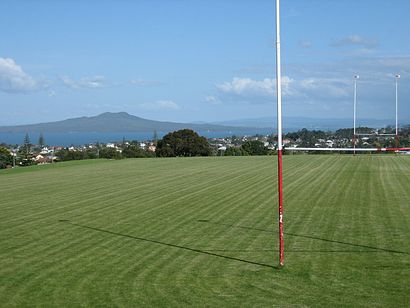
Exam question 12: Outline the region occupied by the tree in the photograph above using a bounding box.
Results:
[153,130,158,146]
[122,144,146,158]
[240,140,268,155]
[224,147,245,156]
[156,129,211,157]
[38,133,45,148]
[19,133,34,165]
[0,147,13,169]
[99,147,122,159]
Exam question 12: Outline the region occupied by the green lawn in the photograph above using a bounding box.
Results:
[0,155,409,307]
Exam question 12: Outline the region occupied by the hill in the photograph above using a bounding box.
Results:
[0,112,257,133]
[214,116,397,130]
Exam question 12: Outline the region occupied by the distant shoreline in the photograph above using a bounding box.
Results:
[0,129,274,147]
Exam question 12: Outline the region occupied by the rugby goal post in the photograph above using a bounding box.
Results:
[275,0,284,267]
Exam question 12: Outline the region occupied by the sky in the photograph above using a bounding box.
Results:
[1,0,410,126]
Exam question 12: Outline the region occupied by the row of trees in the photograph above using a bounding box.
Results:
[224,140,270,156]
[0,134,37,168]
[284,126,410,148]
[3,126,410,168]
[155,130,271,157]
[56,142,155,161]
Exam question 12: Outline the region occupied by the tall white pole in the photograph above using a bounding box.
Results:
[395,74,400,137]
[275,0,284,267]
[353,75,359,154]
[276,0,282,154]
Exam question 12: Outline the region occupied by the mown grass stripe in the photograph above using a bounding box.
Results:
[1,155,409,306]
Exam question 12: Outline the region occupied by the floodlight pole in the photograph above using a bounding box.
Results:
[395,74,400,147]
[353,75,359,155]
[275,0,284,267]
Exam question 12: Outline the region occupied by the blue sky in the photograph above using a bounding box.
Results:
[1,0,410,126]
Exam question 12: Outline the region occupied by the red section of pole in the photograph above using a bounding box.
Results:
[278,149,284,266]
[386,147,410,151]
[353,134,356,156]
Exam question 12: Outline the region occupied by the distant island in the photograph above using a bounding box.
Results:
[0,112,398,134]
[0,112,258,134]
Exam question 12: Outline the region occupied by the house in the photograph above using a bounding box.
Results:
[147,145,156,152]
[35,154,44,161]
[34,154,49,165]
[40,147,50,155]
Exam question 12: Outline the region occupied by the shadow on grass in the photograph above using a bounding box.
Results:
[205,249,390,253]
[59,220,278,270]
[197,220,410,255]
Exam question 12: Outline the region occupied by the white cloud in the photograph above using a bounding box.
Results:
[0,57,41,93]
[204,96,220,105]
[330,35,378,49]
[216,76,294,103]
[217,77,275,96]
[60,75,107,89]
[213,75,352,106]
[299,77,350,99]
[130,79,163,87]
[139,100,180,110]
[372,55,410,71]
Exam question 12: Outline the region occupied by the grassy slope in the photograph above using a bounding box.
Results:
[0,156,409,307]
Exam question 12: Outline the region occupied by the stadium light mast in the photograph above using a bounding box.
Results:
[275,0,284,267]
[353,75,359,155]
[395,74,400,145]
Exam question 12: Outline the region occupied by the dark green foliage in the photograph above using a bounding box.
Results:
[225,147,245,156]
[334,127,373,139]
[99,147,122,159]
[56,148,98,161]
[153,130,158,145]
[38,133,45,147]
[285,128,328,147]
[18,133,34,166]
[400,125,410,146]
[156,129,211,157]
[224,147,245,156]
[21,133,31,156]
[334,128,354,139]
[55,142,154,162]
[122,144,146,158]
[240,140,268,155]
[0,146,13,169]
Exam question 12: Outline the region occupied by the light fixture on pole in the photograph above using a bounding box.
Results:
[275,0,284,267]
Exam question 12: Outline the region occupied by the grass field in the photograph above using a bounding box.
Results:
[1,155,409,307]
